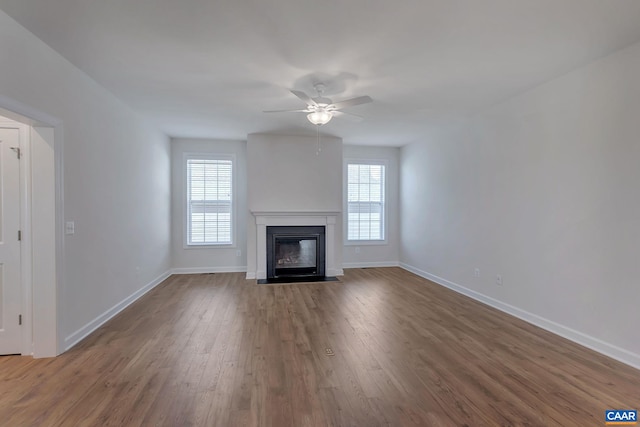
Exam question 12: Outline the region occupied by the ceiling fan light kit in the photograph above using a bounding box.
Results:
[307,110,333,125]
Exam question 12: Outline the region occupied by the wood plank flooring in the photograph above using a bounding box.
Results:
[1,268,638,426]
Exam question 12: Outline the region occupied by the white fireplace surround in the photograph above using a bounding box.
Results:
[251,211,342,280]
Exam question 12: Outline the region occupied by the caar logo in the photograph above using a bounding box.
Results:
[606,410,637,425]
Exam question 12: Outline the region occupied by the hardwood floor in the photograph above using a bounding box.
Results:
[1,268,638,426]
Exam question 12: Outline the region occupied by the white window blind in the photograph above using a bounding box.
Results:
[187,157,232,245]
[347,163,385,241]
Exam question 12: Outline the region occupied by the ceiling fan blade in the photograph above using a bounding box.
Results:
[263,109,310,113]
[332,111,364,122]
[290,90,318,107]
[329,95,373,110]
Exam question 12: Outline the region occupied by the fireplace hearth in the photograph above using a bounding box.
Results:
[265,226,326,283]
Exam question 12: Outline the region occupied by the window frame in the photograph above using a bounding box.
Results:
[344,158,388,246]
[183,152,236,248]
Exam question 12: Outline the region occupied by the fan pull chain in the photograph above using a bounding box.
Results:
[316,124,322,155]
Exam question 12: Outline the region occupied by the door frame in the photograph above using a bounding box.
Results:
[0,95,63,357]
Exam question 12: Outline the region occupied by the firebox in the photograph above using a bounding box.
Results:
[266,226,325,282]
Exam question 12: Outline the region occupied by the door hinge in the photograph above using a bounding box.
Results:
[19,314,22,325]
[10,147,21,159]
[18,230,22,241]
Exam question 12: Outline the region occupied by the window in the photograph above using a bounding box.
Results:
[186,156,233,245]
[346,162,385,241]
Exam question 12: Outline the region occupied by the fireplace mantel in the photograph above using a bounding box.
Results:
[250,211,342,280]
[251,211,340,219]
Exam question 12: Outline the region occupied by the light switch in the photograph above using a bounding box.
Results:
[65,221,75,235]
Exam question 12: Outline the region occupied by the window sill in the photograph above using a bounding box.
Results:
[344,240,387,246]
[183,243,236,250]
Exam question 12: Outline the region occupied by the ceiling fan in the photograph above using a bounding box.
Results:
[264,83,373,125]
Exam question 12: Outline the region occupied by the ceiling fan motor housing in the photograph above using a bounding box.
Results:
[312,97,333,107]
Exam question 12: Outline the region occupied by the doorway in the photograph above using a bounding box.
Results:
[0,100,60,358]
[0,126,22,354]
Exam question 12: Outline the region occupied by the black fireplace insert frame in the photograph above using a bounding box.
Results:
[266,225,326,282]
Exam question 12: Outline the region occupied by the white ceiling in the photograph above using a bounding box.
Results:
[2,0,640,146]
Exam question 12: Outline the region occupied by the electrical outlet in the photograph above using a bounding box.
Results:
[355,247,360,254]
[496,274,503,286]
[236,249,241,257]
[474,268,480,277]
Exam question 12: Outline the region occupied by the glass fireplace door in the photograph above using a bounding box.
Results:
[274,236,318,277]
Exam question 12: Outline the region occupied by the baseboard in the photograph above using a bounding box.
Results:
[64,269,172,351]
[342,261,400,269]
[246,272,256,280]
[171,266,247,274]
[400,263,640,371]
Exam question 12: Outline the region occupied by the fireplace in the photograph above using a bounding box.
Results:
[249,211,341,281]
[266,226,325,281]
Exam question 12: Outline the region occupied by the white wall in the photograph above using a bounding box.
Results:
[342,145,400,268]
[247,134,343,212]
[401,41,640,368]
[246,133,343,277]
[171,138,247,272]
[0,10,171,353]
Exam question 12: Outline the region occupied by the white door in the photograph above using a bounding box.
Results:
[0,127,22,354]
